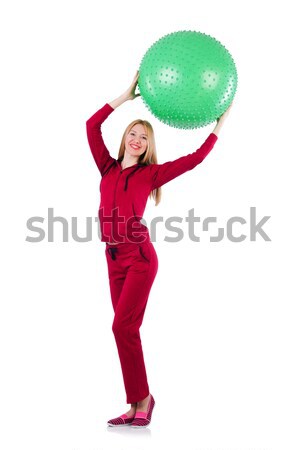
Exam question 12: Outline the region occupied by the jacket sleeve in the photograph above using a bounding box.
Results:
[86,103,115,175]
[150,133,218,190]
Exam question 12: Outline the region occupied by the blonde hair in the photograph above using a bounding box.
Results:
[117,119,161,206]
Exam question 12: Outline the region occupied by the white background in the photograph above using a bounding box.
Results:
[1,1,297,450]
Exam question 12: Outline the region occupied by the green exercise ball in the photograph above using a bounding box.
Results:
[138,30,238,129]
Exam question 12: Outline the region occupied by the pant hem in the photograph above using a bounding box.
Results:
[126,390,150,404]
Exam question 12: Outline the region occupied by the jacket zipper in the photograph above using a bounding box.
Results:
[112,164,140,239]
[113,170,123,240]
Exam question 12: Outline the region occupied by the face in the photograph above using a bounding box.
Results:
[124,123,148,157]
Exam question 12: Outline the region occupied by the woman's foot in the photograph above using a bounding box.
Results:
[131,394,155,428]
[136,393,151,412]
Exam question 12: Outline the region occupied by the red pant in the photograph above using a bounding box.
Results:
[105,240,158,404]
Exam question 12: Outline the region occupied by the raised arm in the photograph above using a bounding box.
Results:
[86,71,140,175]
[150,102,233,190]
[86,103,115,175]
[150,133,218,190]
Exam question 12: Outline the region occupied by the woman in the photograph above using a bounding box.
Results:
[86,71,232,428]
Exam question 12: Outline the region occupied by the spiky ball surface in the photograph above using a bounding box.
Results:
[138,30,238,129]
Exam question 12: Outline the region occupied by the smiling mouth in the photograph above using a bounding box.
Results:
[130,144,141,150]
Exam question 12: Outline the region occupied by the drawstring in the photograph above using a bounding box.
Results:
[107,247,118,260]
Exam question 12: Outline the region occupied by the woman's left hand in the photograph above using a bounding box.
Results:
[216,102,233,123]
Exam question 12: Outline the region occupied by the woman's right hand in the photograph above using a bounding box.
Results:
[108,71,140,109]
[122,70,140,101]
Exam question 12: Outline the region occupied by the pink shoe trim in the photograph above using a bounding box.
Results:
[120,413,129,419]
[134,411,148,419]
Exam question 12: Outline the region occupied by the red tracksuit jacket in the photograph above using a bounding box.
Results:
[86,103,218,244]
